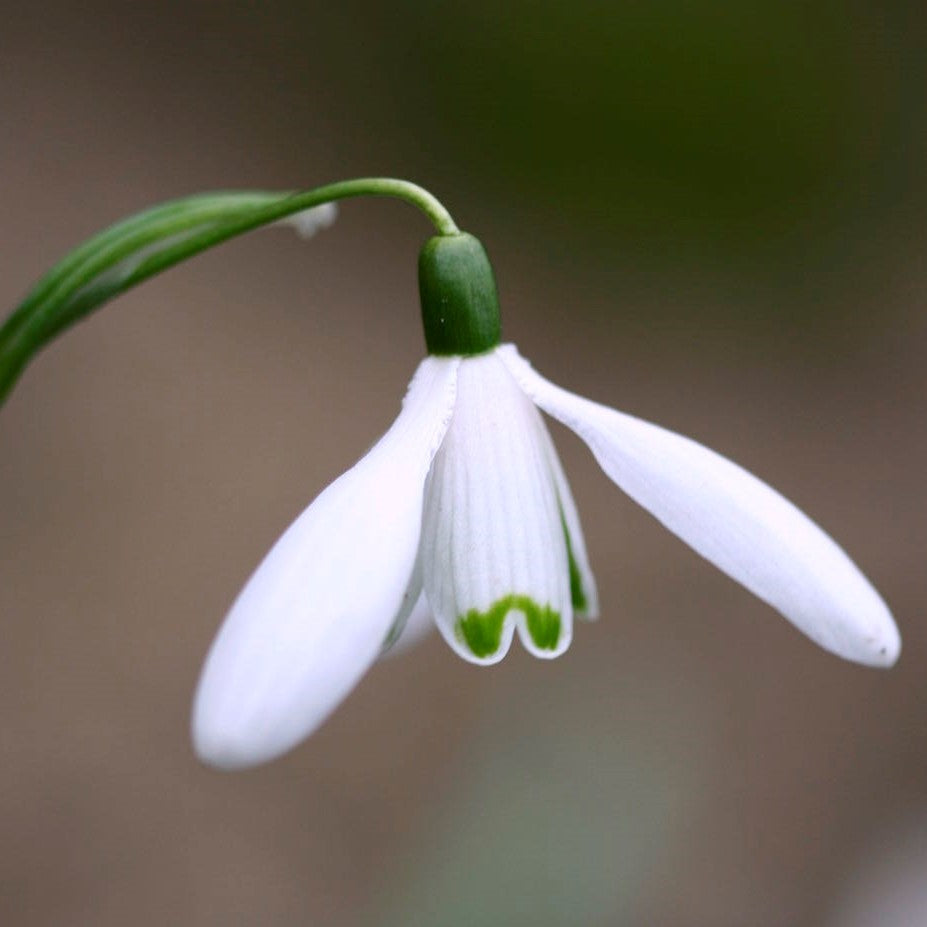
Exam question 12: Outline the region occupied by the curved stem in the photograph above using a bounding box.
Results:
[0,178,459,405]
[312,178,459,235]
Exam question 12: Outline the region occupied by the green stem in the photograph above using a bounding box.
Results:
[315,178,459,235]
[0,178,459,405]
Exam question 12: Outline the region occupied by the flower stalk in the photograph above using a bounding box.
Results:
[0,178,458,405]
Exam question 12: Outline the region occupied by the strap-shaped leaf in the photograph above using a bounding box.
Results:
[0,178,457,405]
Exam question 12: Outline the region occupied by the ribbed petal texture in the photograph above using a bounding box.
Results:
[422,352,573,665]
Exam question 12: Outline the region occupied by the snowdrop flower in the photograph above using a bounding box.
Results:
[192,232,900,770]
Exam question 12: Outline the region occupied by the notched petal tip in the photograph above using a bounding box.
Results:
[449,608,516,667]
[448,595,571,665]
[518,599,571,659]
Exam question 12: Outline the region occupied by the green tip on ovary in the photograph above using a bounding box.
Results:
[418,232,502,356]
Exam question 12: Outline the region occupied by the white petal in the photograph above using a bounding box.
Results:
[536,416,599,619]
[421,351,573,666]
[500,344,900,667]
[381,590,435,658]
[192,356,459,769]
[274,202,339,239]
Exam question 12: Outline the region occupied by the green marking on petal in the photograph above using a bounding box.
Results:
[457,602,506,658]
[456,594,561,658]
[523,599,562,651]
[561,513,589,613]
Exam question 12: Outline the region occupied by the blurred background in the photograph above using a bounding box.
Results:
[1,1,926,924]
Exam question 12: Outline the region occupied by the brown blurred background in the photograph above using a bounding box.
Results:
[1,2,926,924]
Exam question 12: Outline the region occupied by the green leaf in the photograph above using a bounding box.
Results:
[0,191,307,403]
[0,178,458,406]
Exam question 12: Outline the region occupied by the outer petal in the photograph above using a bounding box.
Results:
[422,352,573,666]
[192,356,459,769]
[500,345,900,667]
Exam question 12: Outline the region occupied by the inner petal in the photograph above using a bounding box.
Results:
[536,416,599,620]
[421,352,573,665]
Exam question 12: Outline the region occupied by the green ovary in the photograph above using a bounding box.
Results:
[456,595,561,658]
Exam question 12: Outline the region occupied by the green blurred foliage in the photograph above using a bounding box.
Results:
[175,0,925,328]
[9,0,922,335]
[396,1,919,253]
[370,669,710,927]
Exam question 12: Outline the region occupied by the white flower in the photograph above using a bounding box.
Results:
[192,343,899,770]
